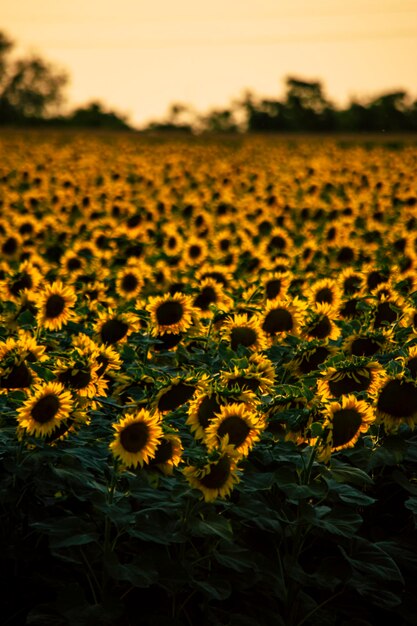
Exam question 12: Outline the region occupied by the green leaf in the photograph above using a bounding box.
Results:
[339,537,404,584]
[104,552,157,587]
[324,477,375,506]
[192,578,232,600]
[192,514,233,542]
[328,462,374,487]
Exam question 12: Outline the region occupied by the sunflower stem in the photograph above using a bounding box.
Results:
[101,460,119,596]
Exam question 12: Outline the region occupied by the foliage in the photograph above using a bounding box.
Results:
[1,133,417,625]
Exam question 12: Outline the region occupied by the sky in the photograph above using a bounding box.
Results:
[2,0,417,128]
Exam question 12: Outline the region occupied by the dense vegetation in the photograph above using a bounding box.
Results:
[1,132,417,625]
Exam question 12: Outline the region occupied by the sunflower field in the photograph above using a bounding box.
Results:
[2,132,417,626]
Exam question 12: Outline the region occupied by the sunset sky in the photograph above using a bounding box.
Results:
[3,0,417,128]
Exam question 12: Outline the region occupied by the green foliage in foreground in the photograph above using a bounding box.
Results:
[2,405,417,626]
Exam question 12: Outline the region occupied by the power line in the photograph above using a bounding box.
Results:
[3,4,417,23]
[34,29,417,49]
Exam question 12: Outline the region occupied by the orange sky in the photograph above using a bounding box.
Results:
[3,0,417,128]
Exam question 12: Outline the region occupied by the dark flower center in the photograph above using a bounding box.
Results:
[0,362,32,389]
[340,298,361,319]
[121,273,139,293]
[307,316,332,339]
[269,235,286,251]
[156,301,184,325]
[336,247,354,263]
[151,438,174,464]
[58,368,92,390]
[296,346,331,374]
[2,237,18,255]
[10,273,33,296]
[31,394,61,423]
[154,333,182,351]
[328,369,372,396]
[315,287,334,304]
[406,357,417,379]
[230,326,257,350]
[189,245,202,259]
[194,286,217,310]
[199,455,231,489]
[377,380,417,418]
[343,275,362,295]
[265,279,282,299]
[332,408,362,448]
[374,302,399,328]
[197,395,221,428]
[226,376,260,392]
[100,319,129,344]
[217,414,251,447]
[157,382,196,412]
[45,294,66,318]
[67,258,82,271]
[262,308,293,334]
[349,337,382,357]
[120,422,149,453]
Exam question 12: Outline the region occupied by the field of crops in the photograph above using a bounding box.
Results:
[2,132,417,625]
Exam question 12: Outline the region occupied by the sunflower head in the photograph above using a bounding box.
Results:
[16,381,74,438]
[204,402,263,457]
[318,394,375,462]
[147,292,195,336]
[36,281,77,331]
[110,409,163,468]
[183,442,240,502]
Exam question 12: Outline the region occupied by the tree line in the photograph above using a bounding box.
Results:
[1,29,417,133]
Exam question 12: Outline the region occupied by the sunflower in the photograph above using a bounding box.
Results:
[94,309,141,345]
[265,227,293,260]
[288,343,335,377]
[183,443,240,502]
[16,382,74,438]
[342,329,393,357]
[155,377,198,413]
[265,396,312,444]
[338,267,365,296]
[115,264,144,300]
[183,236,208,267]
[72,333,122,378]
[317,359,385,400]
[147,433,183,475]
[110,409,163,468]
[36,281,77,331]
[307,277,342,310]
[204,402,263,457]
[301,303,340,342]
[0,260,42,302]
[147,292,195,336]
[370,293,406,330]
[402,345,417,380]
[376,375,417,432]
[187,390,222,440]
[54,353,107,402]
[219,353,275,395]
[318,395,375,462]
[261,270,291,301]
[260,296,306,342]
[192,277,231,317]
[0,337,37,393]
[221,313,268,353]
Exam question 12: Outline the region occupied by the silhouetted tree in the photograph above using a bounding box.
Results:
[284,77,336,131]
[198,108,239,133]
[68,101,131,129]
[0,30,68,123]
